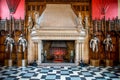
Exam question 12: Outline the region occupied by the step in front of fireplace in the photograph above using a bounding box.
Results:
[39,63,76,66]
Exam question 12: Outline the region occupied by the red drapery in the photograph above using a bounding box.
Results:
[92,0,118,20]
[0,0,24,19]
[98,0,111,15]
[6,0,21,14]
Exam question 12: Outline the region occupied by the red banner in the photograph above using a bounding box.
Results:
[92,0,118,20]
[6,0,21,14]
[0,0,25,19]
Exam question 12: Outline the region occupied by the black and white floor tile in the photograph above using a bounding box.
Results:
[0,65,120,80]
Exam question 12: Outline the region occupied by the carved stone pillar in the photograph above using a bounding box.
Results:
[82,43,84,62]
[79,42,85,63]
[75,40,79,65]
[34,42,38,60]
[79,42,82,63]
[83,34,89,63]
[38,40,43,65]
[28,35,34,64]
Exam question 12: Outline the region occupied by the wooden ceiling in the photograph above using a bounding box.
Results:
[26,0,90,3]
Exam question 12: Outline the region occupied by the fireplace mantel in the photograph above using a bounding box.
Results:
[28,4,88,65]
[31,28,86,42]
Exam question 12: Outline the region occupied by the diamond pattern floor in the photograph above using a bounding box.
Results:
[0,65,120,80]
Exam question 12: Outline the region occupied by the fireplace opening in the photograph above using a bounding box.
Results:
[42,40,75,63]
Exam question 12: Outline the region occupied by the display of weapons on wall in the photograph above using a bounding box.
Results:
[90,16,120,65]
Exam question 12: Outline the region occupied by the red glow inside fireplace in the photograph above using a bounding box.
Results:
[51,48,66,62]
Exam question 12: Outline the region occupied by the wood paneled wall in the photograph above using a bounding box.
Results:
[25,0,91,21]
[26,0,90,3]
[89,18,120,64]
[0,18,27,65]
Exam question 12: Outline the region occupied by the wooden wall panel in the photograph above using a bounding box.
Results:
[89,18,120,65]
[0,18,27,66]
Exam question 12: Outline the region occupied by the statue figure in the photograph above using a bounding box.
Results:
[33,11,40,29]
[27,15,33,32]
[77,12,83,28]
[103,34,113,51]
[43,50,47,62]
[84,16,89,28]
[77,12,86,35]
[4,34,14,52]
[70,50,74,63]
[18,34,27,52]
[90,34,100,52]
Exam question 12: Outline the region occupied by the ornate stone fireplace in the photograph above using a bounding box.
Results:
[29,4,88,65]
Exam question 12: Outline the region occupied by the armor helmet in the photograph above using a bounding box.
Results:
[20,34,23,37]
[7,34,11,37]
[93,34,97,37]
[107,34,110,38]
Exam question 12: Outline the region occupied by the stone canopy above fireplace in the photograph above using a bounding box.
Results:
[31,4,86,41]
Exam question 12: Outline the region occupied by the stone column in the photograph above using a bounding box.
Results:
[38,40,42,65]
[81,43,84,62]
[79,42,85,63]
[34,43,38,60]
[79,42,82,63]
[75,40,79,65]
[27,35,34,64]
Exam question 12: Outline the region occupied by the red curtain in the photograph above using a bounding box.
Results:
[98,0,111,15]
[6,0,21,14]
[0,0,25,19]
[92,0,118,20]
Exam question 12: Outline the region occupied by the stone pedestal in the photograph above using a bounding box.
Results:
[105,59,113,66]
[22,59,26,67]
[8,59,12,67]
[90,59,100,66]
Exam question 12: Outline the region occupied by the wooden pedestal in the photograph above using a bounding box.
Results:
[4,59,12,66]
[105,59,113,66]
[17,60,22,66]
[90,59,100,66]
[4,59,8,66]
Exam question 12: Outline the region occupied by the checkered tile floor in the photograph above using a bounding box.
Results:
[0,65,120,80]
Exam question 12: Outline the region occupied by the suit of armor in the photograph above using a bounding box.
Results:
[103,34,113,51]
[90,35,100,52]
[18,34,27,52]
[4,34,14,53]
